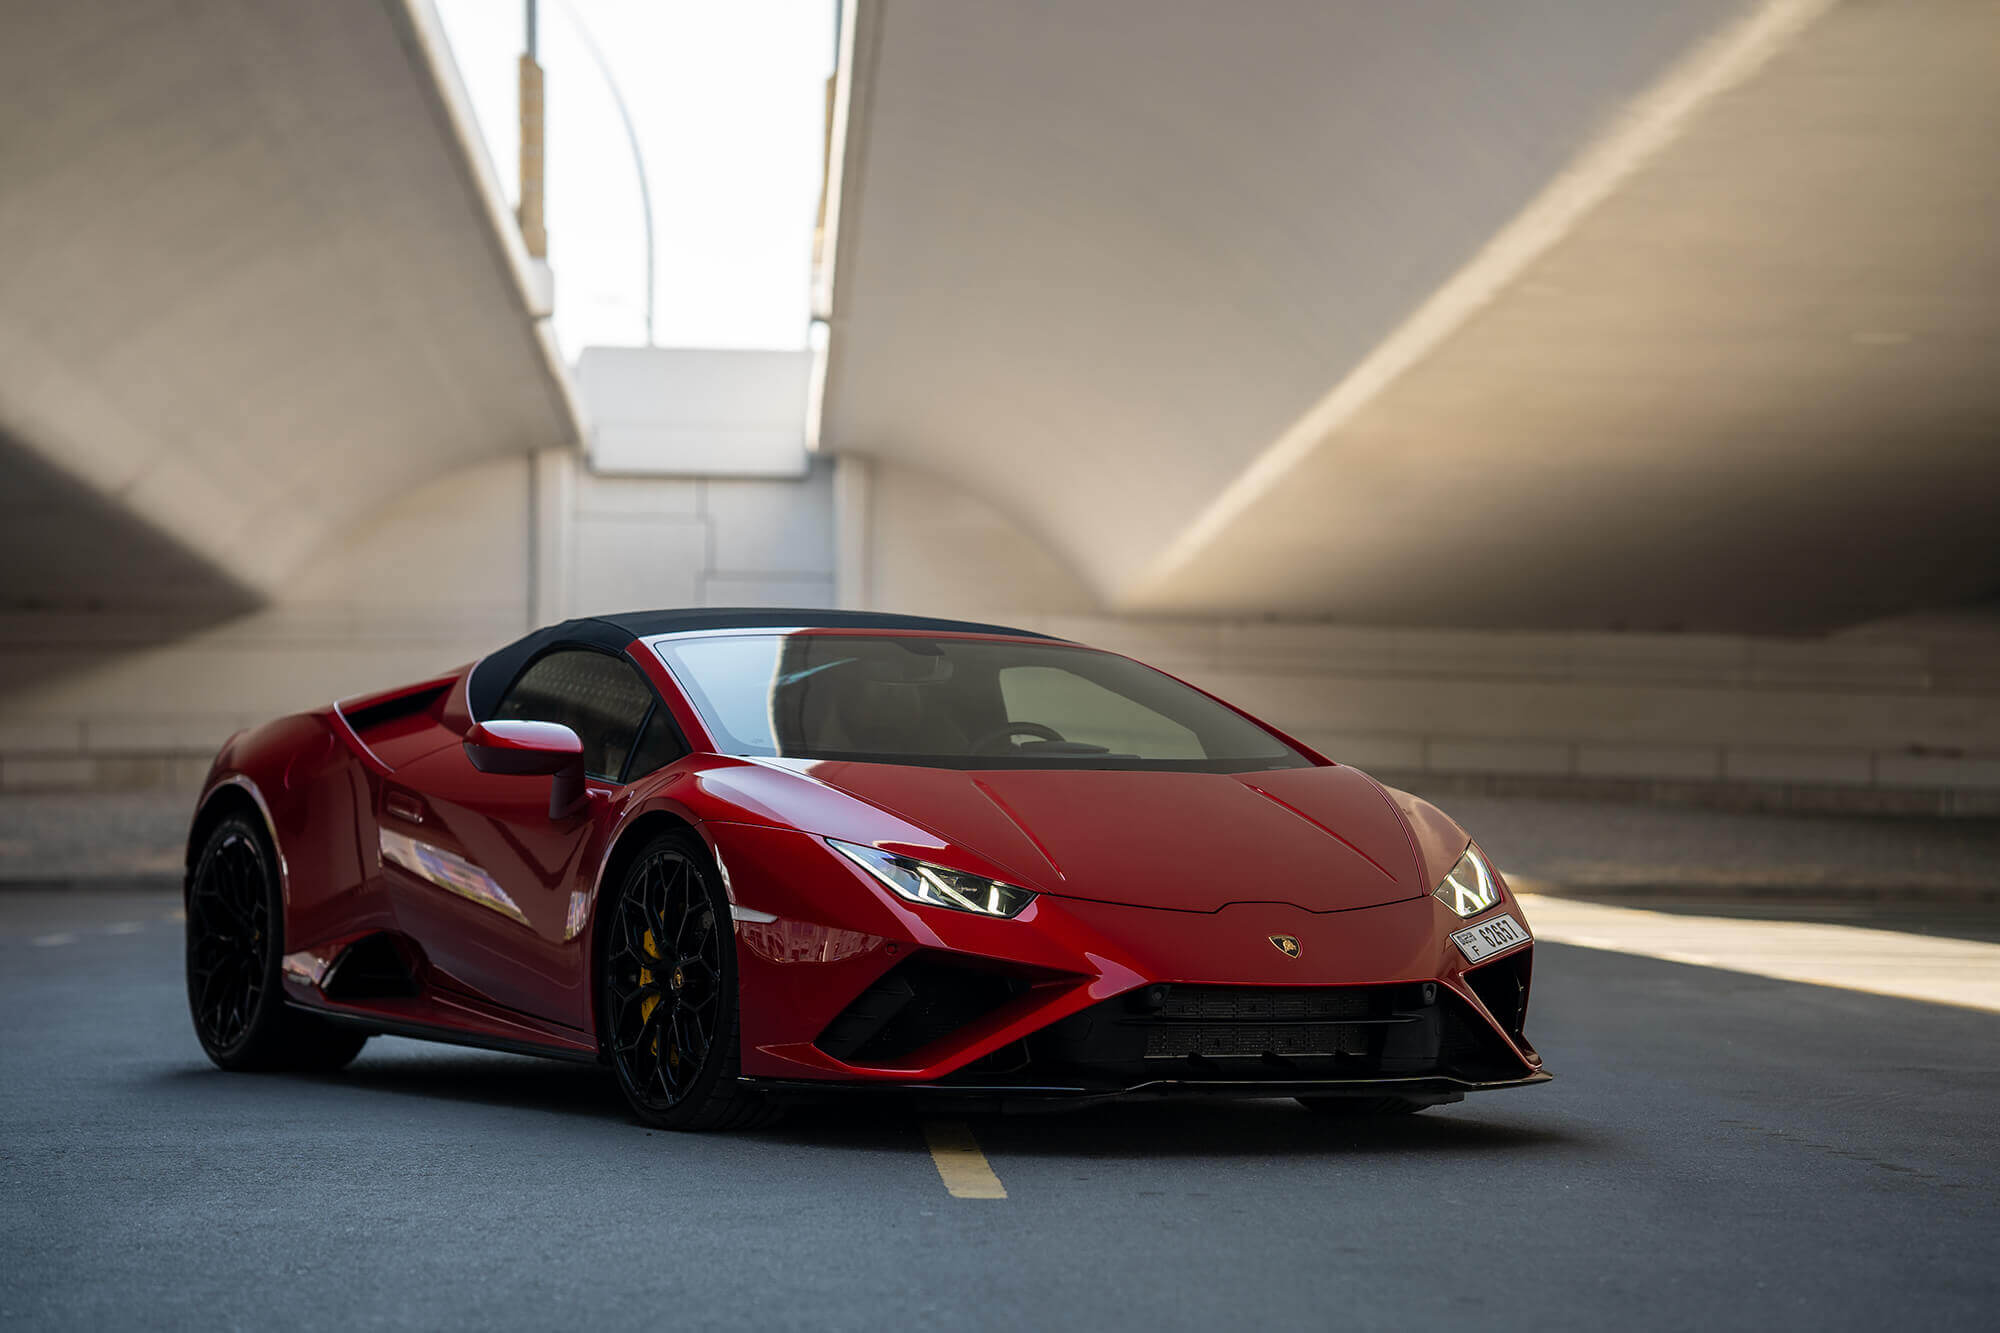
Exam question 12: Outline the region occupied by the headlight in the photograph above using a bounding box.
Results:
[829,840,1037,919]
[1432,843,1501,918]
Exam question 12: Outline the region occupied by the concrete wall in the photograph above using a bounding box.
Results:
[838,456,1096,615]
[1025,615,2000,816]
[847,456,2000,814]
[0,450,835,793]
[8,443,1995,815]
[574,348,814,478]
[0,0,580,609]
[559,456,835,617]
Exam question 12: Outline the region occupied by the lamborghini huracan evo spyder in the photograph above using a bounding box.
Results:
[184,609,1547,1129]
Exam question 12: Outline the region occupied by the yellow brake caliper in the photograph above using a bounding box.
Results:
[639,929,659,1024]
[640,927,677,1069]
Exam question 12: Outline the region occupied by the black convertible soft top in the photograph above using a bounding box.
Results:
[595,607,1052,641]
[468,608,1055,721]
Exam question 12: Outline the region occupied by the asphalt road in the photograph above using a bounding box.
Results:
[3,895,1996,1330]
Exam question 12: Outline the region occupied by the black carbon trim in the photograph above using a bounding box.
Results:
[739,1071,1552,1110]
[293,1003,600,1065]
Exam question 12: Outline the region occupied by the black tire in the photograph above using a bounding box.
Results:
[599,830,775,1131]
[186,812,368,1073]
[1296,1096,1433,1117]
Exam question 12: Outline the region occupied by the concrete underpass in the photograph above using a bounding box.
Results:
[1,2,1995,1328]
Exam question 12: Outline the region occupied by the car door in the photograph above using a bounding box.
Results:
[379,646,682,1031]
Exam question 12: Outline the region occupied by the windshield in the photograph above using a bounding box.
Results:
[652,633,1312,772]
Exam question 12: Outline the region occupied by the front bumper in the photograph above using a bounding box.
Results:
[709,822,1546,1096]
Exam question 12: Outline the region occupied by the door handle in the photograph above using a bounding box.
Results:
[384,791,425,825]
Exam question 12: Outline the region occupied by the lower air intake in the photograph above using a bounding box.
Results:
[1464,947,1533,1040]
[815,957,1023,1066]
[1028,982,1532,1083]
[1144,1022,1370,1060]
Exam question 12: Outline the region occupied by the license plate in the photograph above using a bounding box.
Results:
[1450,912,1530,963]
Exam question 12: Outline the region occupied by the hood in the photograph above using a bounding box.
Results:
[761,759,1428,914]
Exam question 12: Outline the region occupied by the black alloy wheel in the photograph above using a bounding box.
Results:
[186,812,367,1073]
[187,818,274,1056]
[601,831,773,1130]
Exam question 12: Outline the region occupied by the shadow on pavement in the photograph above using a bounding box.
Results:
[768,1093,1598,1158]
[142,1053,1596,1160]
[959,1102,1587,1158]
[143,1051,630,1125]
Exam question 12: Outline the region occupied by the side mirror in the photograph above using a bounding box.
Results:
[464,720,587,818]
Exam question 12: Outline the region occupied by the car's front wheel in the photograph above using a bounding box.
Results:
[186,812,367,1072]
[599,829,774,1131]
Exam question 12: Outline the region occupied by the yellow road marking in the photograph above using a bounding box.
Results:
[1514,889,2000,1014]
[921,1120,1007,1199]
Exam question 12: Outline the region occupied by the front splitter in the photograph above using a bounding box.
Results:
[740,1069,1552,1113]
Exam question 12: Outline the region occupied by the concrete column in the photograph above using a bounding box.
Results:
[832,454,873,610]
[528,447,575,628]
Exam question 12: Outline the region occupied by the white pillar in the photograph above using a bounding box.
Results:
[832,454,872,610]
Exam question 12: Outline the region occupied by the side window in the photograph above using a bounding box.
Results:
[625,706,687,780]
[495,649,656,780]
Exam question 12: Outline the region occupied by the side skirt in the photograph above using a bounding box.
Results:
[295,1002,603,1065]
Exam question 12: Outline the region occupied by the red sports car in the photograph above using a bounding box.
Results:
[185,609,1547,1129]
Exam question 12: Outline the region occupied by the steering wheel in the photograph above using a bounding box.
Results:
[971,722,1068,755]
